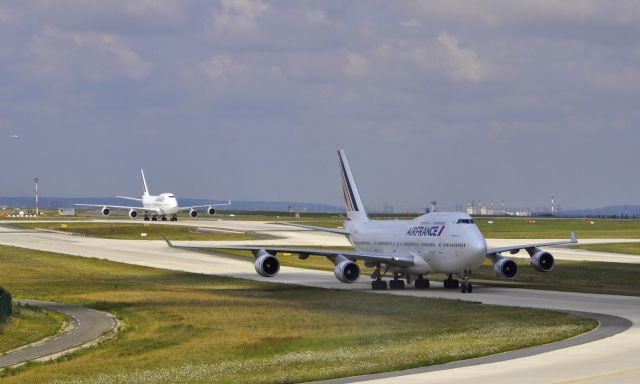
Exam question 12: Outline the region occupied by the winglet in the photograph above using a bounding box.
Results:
[162,234,174,248]
[570,231,577,243]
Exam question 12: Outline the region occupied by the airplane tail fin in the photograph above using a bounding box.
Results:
[141,169,150,196]
[337,150,368,221]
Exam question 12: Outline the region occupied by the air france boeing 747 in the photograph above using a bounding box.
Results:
[165,150,575,293]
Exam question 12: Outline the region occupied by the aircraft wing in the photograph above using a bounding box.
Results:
[163,235,415,268]
[274,222,349,235]
[116,196,143,202]
[487,232,577,255]
[177,201,231,211]
[73,203,160,213]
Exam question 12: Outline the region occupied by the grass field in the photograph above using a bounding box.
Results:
[8,222,259,241]
[474,218,640,239]
[573,242,640,256]
[471,258,640,296]
[0,305,67,354]
[0,245,595,383]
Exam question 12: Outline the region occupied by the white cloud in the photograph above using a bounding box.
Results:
[436,32,495,82]
[213,0,270,34]
[0,7,21,25]
[401,19,423,28]
[29,26,153,82]
[201,54,247,81]
[344,52,371,78]
[376,34,498,83]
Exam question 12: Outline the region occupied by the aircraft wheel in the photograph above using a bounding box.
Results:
[467,283,473,293]
[389,279,405,290]
[372,280,387,290]
[460,283,467,293]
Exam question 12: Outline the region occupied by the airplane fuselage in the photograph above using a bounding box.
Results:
[344,212,487,275]
[141,193,179,215]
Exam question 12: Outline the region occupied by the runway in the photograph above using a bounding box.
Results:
[0,223,638,383]
[0,300,116,368]
[3,219,639,263]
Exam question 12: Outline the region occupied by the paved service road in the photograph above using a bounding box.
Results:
[0,300,116,368]
[0,224,638,383]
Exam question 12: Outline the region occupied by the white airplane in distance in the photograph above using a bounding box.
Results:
[75,169,230,221]
[165,150,576,293]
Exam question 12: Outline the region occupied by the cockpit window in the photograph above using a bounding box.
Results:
[168,195,175,198]
[456,219,474,224]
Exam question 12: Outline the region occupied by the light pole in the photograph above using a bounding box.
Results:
[34,177,39,217]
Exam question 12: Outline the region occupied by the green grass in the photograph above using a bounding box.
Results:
[470,258,640,296]
[0,306,67,353]
[0,245,595,383]
[573,242,640,256]
[8,222,259,241]
[474,218,640,239]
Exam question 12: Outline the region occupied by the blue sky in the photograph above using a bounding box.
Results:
[0,1,639,211]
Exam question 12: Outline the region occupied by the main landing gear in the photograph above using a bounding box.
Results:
[414,274,430,289]
[443,273,473,293]
[372,279,387,290]
[443,274,459,289]
[371,264,388,290]
[371,265,430,290]
[389,274,405,290]
[143,214,177,222]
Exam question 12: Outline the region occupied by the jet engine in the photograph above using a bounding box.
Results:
[493,255,518,280]
[334,260,360,283]
[530,249,554,272]
[189,209,198,218]
[101,206,110,216]
[128,209,138,219]
[207,206,216,215]
[254,252,280,277]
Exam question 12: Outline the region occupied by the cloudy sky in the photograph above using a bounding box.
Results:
[1,0,639,211]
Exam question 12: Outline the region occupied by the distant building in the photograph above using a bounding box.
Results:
[480,207,493,215]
